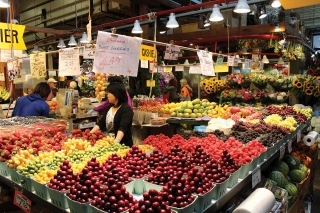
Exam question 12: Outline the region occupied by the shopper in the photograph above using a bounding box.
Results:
[180,78,193,101]
[90,81,134,147]
[163,78,180,103]
[47,78,58,100]
[93,76,132,113]
[12,82,51,117]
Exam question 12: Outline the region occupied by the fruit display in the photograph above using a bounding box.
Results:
[0,85,10,101]
[186,167,214,195]
[94,73,107,102]
[138,99,164,113]
[123,145,151,178]
[47,160,77,191]
[146,150,165,170]
[265,105,308,123]
[47,100,58,111]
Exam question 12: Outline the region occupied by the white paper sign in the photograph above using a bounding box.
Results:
[227,56,235,66]
[149,62,156,73]
[48,70,57,76]
[189,65,202,74]
[197,50,215,76]
[279,145,285,160]
[0,72,5,81]
[83,47,95,59]
[140,60,148,68]
[175,65,184,71]
[252,166,261,188]
[93,31,142,77]
[164,45,180,60]
[59,48,80,76]
[0,50,22,62]
[30,52,46,79]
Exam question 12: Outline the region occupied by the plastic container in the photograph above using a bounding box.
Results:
[65,194,90,213]
[17,172,33,191]
[193,187,214,213]
[90,204,129,213]
[31,179,49,200]
[249,155,260,172]
[46,185,69,209]
[143,180,163,192]
[170,195,198,213]
[239,161,252,179]
[212,179,229,200]
[194,126,207,132]
[124,181,135,194]
[258,149,267,165]
[131,176,147,194]
[0,162,10,176]
[8,168,20,183]
[227,167,241,188]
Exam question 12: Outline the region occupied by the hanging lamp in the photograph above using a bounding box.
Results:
[259,5,267,19]
[0,0,10,8]
[166,13,179,28]
[262,55,269,63]
[68,35,77,46]
[234,0,250,14]
[132,20,143,34]
[57,38,66,48]
[271,0,281,8]
[209,4,224,22]
[32,45,39,53]
[80,32,88,43]
[277,57,284,64]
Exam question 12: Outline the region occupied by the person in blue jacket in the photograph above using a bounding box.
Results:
[12,82,51,117]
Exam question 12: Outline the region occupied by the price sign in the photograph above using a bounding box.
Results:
[164,45,180,60]
[252,166,261,189]
[13,190,31,213]
[288,139,293,153]
[59,48,80,76]
[30,52,46,79]
[83,47,95,59]
[197,50,215,76]
[164,66,172,72]
[279,145,285,160]
[216,54,224,65]
[227,56,235,66]
[297,130,301,142]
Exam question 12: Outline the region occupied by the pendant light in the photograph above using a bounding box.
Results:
[80,32,88,43]
[166,13,179,28]
[57,38,66,48]
[262,55,269,63]
[209,4,224,22]
[68,35,77,46]
[131,20,143,34]
[259,5,267,19]
[204,19,211,27]
[271,0,281,8]
[0,0,10,8]
[234,0,250,14]
[277,57,284,65]
[32,45,39,53]
[183,59,190,66]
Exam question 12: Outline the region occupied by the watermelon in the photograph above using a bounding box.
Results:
[284,155,300,170]
[288,170,306,183]
[283,177,290,185]
[273,161,289,176]
[268,171,286,187]
[299,164,308,175]
[284,183,298,197]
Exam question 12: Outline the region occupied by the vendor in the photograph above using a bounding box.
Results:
[12,82,51,117]
[47,78,58,100]
[180,78,193,101]
[90,81,133,147]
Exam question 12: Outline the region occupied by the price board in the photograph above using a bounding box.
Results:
[252,166,261,189]
[13,190,31,213]
[30,52,46,79]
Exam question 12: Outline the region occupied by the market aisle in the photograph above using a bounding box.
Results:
[311,159,320,213]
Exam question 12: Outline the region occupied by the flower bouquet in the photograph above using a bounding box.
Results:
[227,73,244,88]
[250,73,268,90]
[220,89,236,102]
[236,89,253,103]
[252,90,269,103]
[268,92,288,104]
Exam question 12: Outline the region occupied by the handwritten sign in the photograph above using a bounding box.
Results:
[59,48,80,76]
[93,31,142,77]
[164,45,179,60]
[252,166,261,188]
[13,190,31,213]
[0,49,22,62]
[189,65,202,74]
[83,47,95,59]
[30,52,46,79]
[175,65,184,71]
[197,50,215,76]
[227,56,235,66]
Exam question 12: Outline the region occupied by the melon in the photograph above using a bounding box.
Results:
[284,183,298,197]
[283,155,300,170]
[273,161,290,176]
[268,171,286,187]
[192,99,200,105]
[184,109,192,114]
[288,170,306,183]
[298,164,308,175]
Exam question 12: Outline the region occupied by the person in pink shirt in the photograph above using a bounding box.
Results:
[93,76,132,113]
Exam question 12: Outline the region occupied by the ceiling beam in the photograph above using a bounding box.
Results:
[25,25,68,35]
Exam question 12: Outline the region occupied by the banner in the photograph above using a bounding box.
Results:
[139,45,155,61]
[0,22,26,50]
[93,31,142,77]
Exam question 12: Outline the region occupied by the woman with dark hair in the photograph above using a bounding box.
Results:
[90,81,134,147]
[12,82,51,117]
[163,78,180,103]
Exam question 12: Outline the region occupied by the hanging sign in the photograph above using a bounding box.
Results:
[139,45,155,61]
[164,45,180,60]
[0,23,26,50]
[189,65,202,74]
[13,190,31,213]
[197,50,215,76]
[30,52,46,79]
[244,59,251,69]
[227,56,235,66]
[83,47,95,59]
[0,49,22,62]
[216,54,224,65]
[59,48,80,76]
[7,58,19,81]
[140,60,148,68]
[149,61,156,73]
[164,66,172,72]
[93,31,142,77]
[175,65,184,71]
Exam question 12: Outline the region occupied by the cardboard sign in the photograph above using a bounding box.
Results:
[30,52,46,79]
[13,190,31,213]
[140,45,155,61]
[0,23,26,50]
[59,48,80,76]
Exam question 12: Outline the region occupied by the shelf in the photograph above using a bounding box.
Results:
[203,120,311,213]
[0,175,68,213]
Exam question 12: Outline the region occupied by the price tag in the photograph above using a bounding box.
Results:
[252,166,261,189]
[288,139,293,153]
[279,145,285,160]
[30,52,46,79]
[297,130,301,142]
[13,190,31,213]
